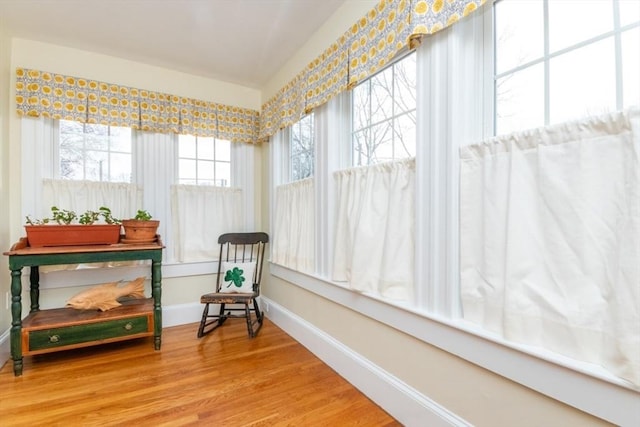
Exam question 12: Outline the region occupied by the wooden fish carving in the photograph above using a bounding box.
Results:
[66,277,146,311]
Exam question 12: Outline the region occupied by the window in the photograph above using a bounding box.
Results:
[270,3,636,422]
[59,119,132,182]
[495,0,640,135]
[351,52,416,166]
[290,113,314,181]
[178,135,231,186]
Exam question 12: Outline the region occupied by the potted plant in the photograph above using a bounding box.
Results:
[120,210,159,243]
[25,206,121,247]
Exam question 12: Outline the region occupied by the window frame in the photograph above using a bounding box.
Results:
[289,112,315,181]
[493,0,640,135]
[350,51,417,167]
[268,3,636,424]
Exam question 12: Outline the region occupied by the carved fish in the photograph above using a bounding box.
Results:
[66,277,146,311]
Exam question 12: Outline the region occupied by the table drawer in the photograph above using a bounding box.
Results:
[28,316,150,352]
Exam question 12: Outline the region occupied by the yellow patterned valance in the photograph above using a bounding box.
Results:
[16,68,260,144]
[409,0,485,47]
[348,0,412,88]
[259,0,486,142]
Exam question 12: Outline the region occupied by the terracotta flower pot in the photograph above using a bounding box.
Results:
[121,219,160,243]
[25,224,121,247]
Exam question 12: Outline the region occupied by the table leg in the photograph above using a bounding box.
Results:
[30,266,40,312]
[10,268,23,376]
[152,259,162,350]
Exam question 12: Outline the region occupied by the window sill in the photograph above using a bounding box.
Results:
[270,262,639,426]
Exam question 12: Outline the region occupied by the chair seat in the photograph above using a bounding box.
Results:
[200,292,257,304]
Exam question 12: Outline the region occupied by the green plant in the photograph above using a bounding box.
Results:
[133,210,153,221]
[51,206,77,225]
[25,206,121,225]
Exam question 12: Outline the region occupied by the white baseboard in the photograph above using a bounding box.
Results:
[0,329,9,371]
[261,296,471,427]
[162,301,203,327]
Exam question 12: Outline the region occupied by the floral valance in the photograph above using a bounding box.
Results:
[259,0,485,142]
[15,68,260,144]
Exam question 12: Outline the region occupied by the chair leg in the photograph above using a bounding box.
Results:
[197,303,227,338]
[218,303,227,326]
[247,299,264,338]
[197,303,210,338]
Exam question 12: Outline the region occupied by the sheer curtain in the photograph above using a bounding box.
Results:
[272,178,315,273]
[42,179,141,220]
[171,185,243,262]
[332,158,415,301]
[460,108,640,387]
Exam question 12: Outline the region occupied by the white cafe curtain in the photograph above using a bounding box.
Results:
[272,178,315,273]
[171,185,243,262]
[460,108,640,386]
[332,158,415,301]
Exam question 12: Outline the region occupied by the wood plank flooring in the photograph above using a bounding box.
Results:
[0,318,400,426]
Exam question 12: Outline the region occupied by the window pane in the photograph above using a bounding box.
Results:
[549,0,612,53]
[85,131,108,151]
[369,121,392,163]
[352,129,368,167]
[394,112,416,158]
[622,28,640,108]
[495,0,544,74]
[394,54,417,112]
[216,139,231,162]
[198,160,215,180]
[60,147,83,180]
[110,153,131,182]
[216,162,231,187]
[550,37,616,124]
[179,134,196,158]
[84,151,108,181]
[619,0,640,27]
[179,158,196,180]
[198,137,215,160]
[496,63,544,135]
[110,131,131,152]
[351,52,416,166]
[370,68,393,124]
[353,80,371,129]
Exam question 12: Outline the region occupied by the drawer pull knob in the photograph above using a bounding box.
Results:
[124,323,133,331]
[49,335,60,343]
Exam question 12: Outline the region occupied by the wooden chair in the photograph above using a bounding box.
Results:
[197,232,269,338]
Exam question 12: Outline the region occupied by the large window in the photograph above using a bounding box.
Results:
[270,2,638,422]
[495,0,640,135]
[351,52,416,166]
[290,113,314,181]
[178,135,231,186]
[59,120,131,182]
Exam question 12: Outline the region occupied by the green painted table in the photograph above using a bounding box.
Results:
[3,237,164,376]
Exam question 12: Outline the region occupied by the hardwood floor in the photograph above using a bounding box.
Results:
[0,318,399,426]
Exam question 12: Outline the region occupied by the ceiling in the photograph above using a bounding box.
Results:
[0,0,347,89]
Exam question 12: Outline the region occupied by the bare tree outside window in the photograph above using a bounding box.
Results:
[59,120,132,182]
[290,113,314,181]
[352,51,416,166]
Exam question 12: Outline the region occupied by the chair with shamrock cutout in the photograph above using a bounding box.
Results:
[197,232,269,338]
